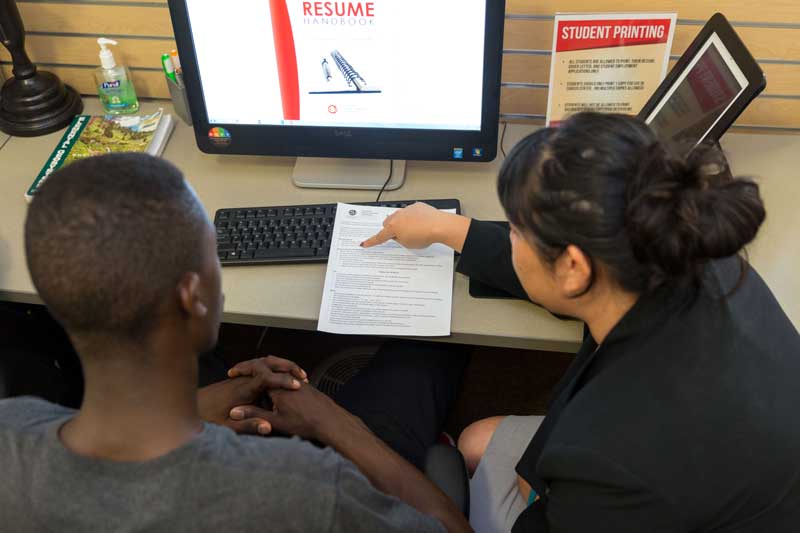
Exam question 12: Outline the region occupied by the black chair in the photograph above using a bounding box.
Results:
[0,302,83,406]
[425,444,470,517]
[0,359,7,399]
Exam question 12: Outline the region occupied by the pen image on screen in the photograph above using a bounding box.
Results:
[309,50,381,94]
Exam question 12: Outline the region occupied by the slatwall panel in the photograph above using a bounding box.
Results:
[1,0,798,132]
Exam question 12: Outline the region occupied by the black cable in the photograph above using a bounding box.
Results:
[0,134,12,152]
[500,121,508,158]
[375,160,394,202]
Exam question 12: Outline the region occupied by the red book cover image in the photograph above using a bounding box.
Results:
[687,46,740,113]
[556,19,672,53]
[270,0,301,120]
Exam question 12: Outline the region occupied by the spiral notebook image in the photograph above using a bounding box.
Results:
[309,50,381,94]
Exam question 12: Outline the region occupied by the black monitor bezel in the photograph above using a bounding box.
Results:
[167,0,506,161]
[637,12,766,144]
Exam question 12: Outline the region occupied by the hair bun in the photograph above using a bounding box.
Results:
[625,144,765,289]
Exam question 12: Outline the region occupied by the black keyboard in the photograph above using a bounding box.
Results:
[214,199,461,266]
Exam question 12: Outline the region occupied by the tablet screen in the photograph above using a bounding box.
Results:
[645,33,749,148]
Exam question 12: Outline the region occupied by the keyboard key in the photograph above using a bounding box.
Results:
[255,248,315,259]
[240,250,255,259]
[218,251,228,260]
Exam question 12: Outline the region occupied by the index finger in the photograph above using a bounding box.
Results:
[224,375,276,406]
[228,356,305,381]
[227,358,261,378]
[261,355,307,381]
[360,227,395,248]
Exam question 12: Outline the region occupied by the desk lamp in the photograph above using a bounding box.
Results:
[0,0,82,136]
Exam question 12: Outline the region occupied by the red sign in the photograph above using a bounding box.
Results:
[556,19,672,53]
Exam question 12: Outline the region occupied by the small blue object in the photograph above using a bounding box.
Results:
[527,489,539,506]
[472,147,484,158]
[453,147,464,159]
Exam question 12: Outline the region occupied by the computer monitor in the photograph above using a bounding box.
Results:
[168,0,506,190]
[638,13,766,154]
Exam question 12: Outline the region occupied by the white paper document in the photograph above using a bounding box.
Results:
[318,203,455,336]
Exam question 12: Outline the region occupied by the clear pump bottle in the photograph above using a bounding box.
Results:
[94,38,139,114]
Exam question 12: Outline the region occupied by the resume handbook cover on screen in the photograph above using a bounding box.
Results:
[186,0,487,131]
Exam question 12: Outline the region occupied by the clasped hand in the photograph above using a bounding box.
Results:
[197,355,308,436]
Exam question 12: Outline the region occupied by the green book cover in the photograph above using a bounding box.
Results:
[25,109,170,202]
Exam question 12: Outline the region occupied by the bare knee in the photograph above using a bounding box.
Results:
[458,416,506,475]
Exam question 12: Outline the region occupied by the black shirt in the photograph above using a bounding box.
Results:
[457,220,800,532]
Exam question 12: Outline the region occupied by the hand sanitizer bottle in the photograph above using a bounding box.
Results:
[94,38,139,114]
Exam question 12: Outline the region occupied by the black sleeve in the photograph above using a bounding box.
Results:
[513,447,683,533]
[456,219,529,300]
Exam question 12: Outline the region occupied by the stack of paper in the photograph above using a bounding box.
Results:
[318,203,455,336]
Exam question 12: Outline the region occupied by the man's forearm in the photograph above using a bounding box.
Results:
[320,411,471,533]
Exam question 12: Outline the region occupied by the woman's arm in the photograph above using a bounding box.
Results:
[456,220,529,300]
[361,203,528,299]
[360,202,471,252]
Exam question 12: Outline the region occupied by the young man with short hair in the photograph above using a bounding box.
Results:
[0,153,469,533]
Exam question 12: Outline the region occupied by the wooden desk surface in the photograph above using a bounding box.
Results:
[0,100,797,351]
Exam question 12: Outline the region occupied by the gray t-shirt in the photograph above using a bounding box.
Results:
[0,397,444,533]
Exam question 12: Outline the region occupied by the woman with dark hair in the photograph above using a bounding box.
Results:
[362,112,800,532]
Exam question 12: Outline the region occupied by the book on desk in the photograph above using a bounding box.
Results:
[25,109,175,202]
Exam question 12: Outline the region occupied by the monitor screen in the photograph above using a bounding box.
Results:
[644,32,749,147]
[185,0,487,132]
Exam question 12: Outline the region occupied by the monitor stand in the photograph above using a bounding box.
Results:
[291,158,406,190]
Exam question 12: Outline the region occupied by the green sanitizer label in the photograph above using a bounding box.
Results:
[100,80,136,109]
